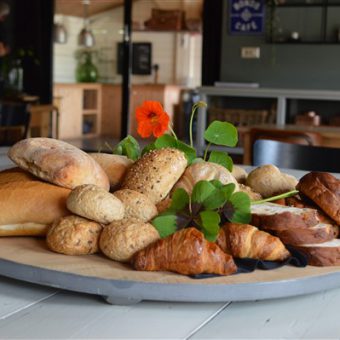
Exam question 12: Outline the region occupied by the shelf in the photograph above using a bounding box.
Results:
[266,41,340,44]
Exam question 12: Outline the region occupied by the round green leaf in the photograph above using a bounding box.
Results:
[204,121,238,147]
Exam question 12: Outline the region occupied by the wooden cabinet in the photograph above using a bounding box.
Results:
[54,83,182,139]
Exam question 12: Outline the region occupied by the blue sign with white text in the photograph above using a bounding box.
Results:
[229,0,264,34]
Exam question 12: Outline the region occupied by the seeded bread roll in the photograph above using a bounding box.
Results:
[66,184,124,224]
[89,153,133,190]
[121,148,187,204]
[47,215,103,255]
[113,189,158,222]
[8,138,110,190]
[99,219,160,262]
[172,161,239,195]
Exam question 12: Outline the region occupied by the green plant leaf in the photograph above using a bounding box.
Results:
[113,135,140,161]
[152,214,177,238]
[204,121,238,147]
[223,192,251,224]
[208,151,233,171]
[221,183,236,201]
[202,189,227,210]
[154,134,177,148]
[170,188,190,212]
[154,135,196,164]
[141,142,156,156]
[199,210,221,242]
[191,180,216,204]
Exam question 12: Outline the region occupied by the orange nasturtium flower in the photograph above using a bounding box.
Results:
[136,101,170,138]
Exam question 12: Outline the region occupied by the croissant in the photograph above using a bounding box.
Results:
[132,227,237,276]
[216,223,290,261]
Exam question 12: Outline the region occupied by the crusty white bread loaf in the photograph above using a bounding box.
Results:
[0,169,70,236]
[122,148,187,204]
[231,165,247,184]
[294,239,340,266]
[271,223,339,246]
[89,153,133,190]
[297,172,340,225]
[8,138,110,190]
[172,161,239,195]
[246,164,298,198]
[0,167,36,184]
[251,203,320,231]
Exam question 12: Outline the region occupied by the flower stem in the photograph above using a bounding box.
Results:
[203,142,211,161]
[251,190,299,205]
[189,105,197,148]
[168,124,178,140]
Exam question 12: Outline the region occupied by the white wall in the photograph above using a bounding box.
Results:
[53,0,202,87]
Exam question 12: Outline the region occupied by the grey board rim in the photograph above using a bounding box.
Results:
[0,258,339,304]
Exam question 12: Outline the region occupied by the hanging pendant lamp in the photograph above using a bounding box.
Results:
[78,0,95,47]
[54,22,68,44]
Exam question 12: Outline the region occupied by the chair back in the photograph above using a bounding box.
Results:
[253,139,340,172]
[243,127,323,164]
[0,102,30,146]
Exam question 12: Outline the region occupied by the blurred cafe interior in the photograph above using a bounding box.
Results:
[1,0,340,171]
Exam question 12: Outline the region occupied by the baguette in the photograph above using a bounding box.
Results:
[251,203,319,231]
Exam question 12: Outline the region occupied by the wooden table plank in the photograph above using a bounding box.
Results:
[0,276,58,320]
[191,287,340,339]
[0,290,228,339]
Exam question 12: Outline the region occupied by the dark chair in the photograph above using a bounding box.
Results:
[253,139,340,172]
[0,102,31,146]
[243,127,322,164]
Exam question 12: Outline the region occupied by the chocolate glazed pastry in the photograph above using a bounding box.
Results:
[132,228,237,276]
[297,172,340,225]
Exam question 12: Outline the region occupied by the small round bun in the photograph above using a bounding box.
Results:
[231,165,247,184]
[113,189,157,222]
[47,215,103,255]
[99,219,160,262]
[246,164,298,198]
[67,184,124,224]
[122,148,187,204]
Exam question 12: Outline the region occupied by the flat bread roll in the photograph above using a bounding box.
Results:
[8,138,110,190]
[89,153,133,190]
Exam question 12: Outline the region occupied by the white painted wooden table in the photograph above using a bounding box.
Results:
[1,156,340,338]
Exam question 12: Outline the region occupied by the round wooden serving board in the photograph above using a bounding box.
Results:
[0,237,340,305]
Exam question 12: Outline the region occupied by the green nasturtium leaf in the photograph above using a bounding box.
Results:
[141,142,156,156]
[208,150,233,171]
[175,140,196,164]
[199,210,221,242]
[113,135,140,161]
[204,121,238,147]
[152,214,177,238]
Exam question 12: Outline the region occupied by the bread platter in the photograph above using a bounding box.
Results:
[1,237,340,305]
[1,101,340,305]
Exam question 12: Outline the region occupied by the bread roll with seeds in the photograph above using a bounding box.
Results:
[99,219,160,262]
[121,148,187,204]
[113,189,158,222]
[66,184,124,224]
[47,215,103,255]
